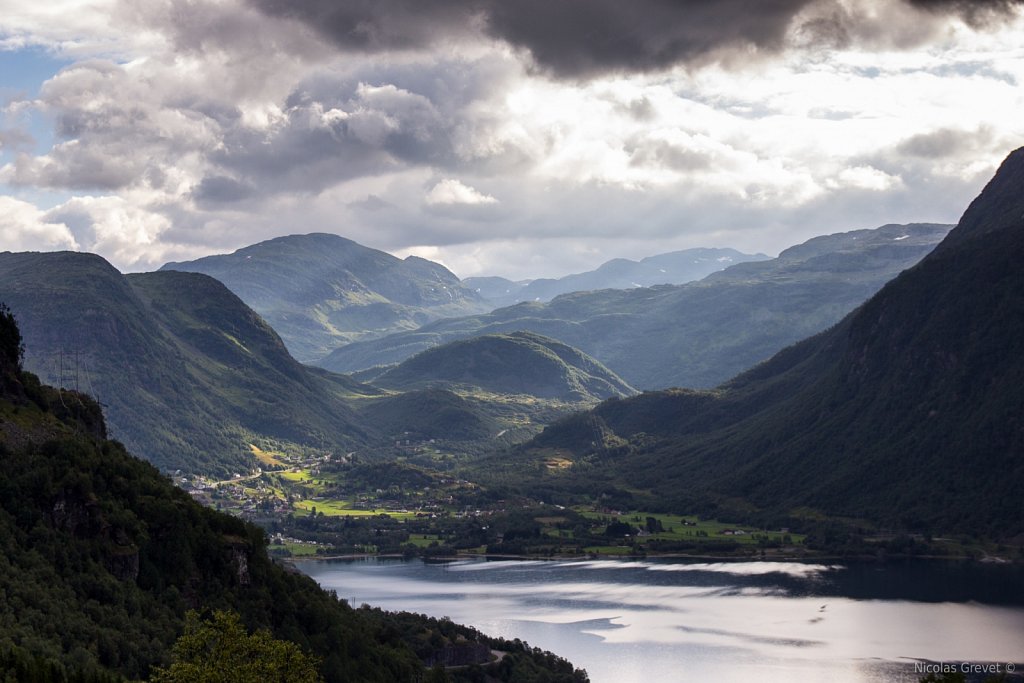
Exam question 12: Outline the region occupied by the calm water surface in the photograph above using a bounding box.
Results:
[296,558,1024,683]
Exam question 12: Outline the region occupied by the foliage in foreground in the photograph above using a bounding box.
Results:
[151,610,322,683]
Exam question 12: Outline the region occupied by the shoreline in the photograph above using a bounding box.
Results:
[283,549,1019,565]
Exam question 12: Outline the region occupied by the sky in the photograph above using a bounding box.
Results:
[1,0,1023,280]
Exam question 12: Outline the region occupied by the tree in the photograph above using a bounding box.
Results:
[0,302,23,371]
[425,663,451,683]
[150,610,323,683]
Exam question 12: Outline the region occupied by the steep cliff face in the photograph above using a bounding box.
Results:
[505,148,1024,538]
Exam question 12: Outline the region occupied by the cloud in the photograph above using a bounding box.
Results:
[1,0,1023,281]
[2,59,220,192]
[827,165,903,191]
[191,175,255,205]
[0,128,35,153]
[425,179,497,206]
[43,195,176,269]
[0,0,135,56]
[245,0,481,53]
[247,0,1024,78]
[0,196,79,251]
[348,194,394,212]
[895,126,995,158]
[907,0,1024,27]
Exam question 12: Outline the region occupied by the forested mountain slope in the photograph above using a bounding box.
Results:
[0,307,587,683]
[492,151,1024,539]
[0,254,379,474]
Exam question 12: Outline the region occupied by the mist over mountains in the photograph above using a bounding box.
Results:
[463,247,769,307]
[321,223,951,390]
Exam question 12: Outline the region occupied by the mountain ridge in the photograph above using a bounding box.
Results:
[161,232,490,362]
[321,223,951,389]
[464,246,769,306]
[0,251,381,475]
[493,148,1024,538]
[368,331,636,402]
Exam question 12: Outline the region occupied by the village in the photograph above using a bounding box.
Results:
[168,441,804,560]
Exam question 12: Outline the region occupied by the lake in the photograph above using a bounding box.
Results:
[296,557,1024,683]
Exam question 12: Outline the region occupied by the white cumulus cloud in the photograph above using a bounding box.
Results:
[0,196,79,252]
[425,178,498,206]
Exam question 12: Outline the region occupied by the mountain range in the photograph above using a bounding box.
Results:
[488,148,1024,539]
[463,247,768,306]
[320,223,951,390]
[0,253,636,474]
[162,233,489,363]
[0,252,383,475]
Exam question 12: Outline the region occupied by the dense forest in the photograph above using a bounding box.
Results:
[0,303,587,683]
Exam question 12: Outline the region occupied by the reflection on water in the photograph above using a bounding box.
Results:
[296,558,1024,683]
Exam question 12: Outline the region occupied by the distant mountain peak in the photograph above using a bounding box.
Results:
[160,232,488,362]
[465,246,769,306]
[322,223,951,389]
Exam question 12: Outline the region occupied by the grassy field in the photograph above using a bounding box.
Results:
[278,542,322,556]
[249,444,285,468]
[573,508,804,545]
[278,469,318,483]
[406,534,442,548]
[581,545,633,555]
[294,498,418,519]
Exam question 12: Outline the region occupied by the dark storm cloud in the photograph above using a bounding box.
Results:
[248,0,1024,78]
[484,0,820,76]
[895,127,994,159]
[191,175,256,204]
[250,0,817,77]
[906,0,1024,26]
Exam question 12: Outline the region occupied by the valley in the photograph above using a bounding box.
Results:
[5,5,1024,682]
[197,456,810,561]
[1,205,1016,565]
[2,155,1022,683]
[186,442,1009,566]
